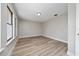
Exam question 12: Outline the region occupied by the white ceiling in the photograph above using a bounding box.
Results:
[13,3,68,22]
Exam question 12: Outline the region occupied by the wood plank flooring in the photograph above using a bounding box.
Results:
[12,36,67,56]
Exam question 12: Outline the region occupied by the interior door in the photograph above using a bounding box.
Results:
[76,3,79,56]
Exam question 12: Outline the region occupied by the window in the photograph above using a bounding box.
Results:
[7,5,13,42]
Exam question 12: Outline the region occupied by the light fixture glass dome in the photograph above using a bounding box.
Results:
[36,12,41,16]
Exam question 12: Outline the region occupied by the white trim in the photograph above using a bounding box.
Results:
[19,34,68,44]
[19,34,41,39]
[42,34,68,44]
[6,38,15,46]
[67,51,75,56]
[0,48,5,53]
[0,3,1,53]
[7,37,19,56]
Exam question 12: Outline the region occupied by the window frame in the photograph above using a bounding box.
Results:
[7,5,13,42]
[15,18,16,37]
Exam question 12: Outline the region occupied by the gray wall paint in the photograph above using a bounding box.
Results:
[1,3,7,49]
[42,15,68,43]
[0,3,18,56]
[76,3,79,56]
[19,14,68,43]
[67,3,76,56]
[18,20,42,38]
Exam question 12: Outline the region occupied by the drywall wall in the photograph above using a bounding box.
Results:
[0,3,18,56]
[1,3,7,50]
[76,3,79,56]
[18,20,42,38]
[19,14,68,43]
[0,3,1,48]
[42,14,68,43]
[67,3,76,56]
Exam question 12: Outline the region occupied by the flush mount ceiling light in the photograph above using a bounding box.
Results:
[54,14,58,16]
[36,12,41,16]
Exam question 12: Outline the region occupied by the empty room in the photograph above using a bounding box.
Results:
[0,3,79,56]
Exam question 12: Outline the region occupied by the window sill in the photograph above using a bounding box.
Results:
[6,38,15,46]
[0,48,5,53]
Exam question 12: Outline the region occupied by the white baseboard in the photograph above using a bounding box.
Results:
[19,34,67,44]
[42,34,68,44]
[19,34,41,39]
[0,48,5,53]
[67,51,75,56]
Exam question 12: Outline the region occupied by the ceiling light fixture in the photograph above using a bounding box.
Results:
[37,12,41,16]
[54,14,58,16]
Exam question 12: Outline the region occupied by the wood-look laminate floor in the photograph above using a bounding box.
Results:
[12,36,67,56]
